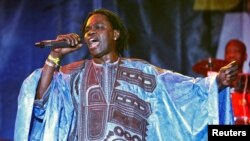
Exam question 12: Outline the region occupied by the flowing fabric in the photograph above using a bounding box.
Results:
[14,58,234,141]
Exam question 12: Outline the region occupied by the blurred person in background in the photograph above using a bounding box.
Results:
[224,39,250,125]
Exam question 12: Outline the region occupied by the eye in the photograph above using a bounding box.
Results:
[94,24,106,30]
[84,24,107,36]
[84,27,90,34]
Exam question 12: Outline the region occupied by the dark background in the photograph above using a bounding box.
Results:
[0,0,249,140]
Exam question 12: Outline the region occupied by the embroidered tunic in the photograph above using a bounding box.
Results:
[14,58,234,141]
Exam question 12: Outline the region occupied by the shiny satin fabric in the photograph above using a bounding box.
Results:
[14,58,234,141]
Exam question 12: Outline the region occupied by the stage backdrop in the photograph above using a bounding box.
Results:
[0,0,249,140]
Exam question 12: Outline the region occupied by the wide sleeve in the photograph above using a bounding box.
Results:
[14,69,76,141]
[159,71,234,125]
[14,69,43,141]
[146,71,234,141]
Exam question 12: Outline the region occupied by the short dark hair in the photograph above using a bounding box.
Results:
[81,8,128,55]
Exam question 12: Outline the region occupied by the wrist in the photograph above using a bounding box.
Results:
[48,54,60,65]
[49,51,63,59]
[216,75,227,91]
[45,54,61,69]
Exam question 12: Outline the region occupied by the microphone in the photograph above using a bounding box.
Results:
[35,40,74,48]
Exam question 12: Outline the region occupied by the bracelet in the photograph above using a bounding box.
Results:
[45,59,56,68]
[48,54,60,66]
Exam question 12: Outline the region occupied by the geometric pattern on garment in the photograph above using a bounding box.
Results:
[116,66,156,92]
[78,60,153,141]
[106,89,152,141]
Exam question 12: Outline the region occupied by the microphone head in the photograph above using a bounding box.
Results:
[35,42,45,48]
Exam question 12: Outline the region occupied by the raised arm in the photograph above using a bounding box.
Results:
[35,33,82,99]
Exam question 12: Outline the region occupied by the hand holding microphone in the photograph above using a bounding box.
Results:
[35,33,82,48]
[36,33,83,59]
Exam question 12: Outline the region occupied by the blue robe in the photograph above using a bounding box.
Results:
[14,58,234,141]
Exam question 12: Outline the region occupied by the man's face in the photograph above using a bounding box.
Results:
[84,14,117,58]
[225,43,246,67]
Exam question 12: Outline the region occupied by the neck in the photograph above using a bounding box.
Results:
[92,53,119,64]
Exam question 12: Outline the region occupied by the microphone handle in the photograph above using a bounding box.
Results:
[35,40,72,48]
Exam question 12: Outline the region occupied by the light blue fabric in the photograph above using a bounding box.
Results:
[14,59,234,141]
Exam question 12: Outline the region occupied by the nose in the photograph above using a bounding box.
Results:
[85,32,93,38]
[86,28,97,37]
[225,53,235,59]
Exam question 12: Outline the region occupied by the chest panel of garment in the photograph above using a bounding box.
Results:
[78,61,154,141]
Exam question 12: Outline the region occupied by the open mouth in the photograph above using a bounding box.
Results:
[89,38,100,49]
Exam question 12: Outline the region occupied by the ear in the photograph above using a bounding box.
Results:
[114,30,120,40]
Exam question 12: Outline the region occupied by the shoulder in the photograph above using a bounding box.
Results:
[121,57,151,65]
[120,58,167,74]
[60,60,86,74]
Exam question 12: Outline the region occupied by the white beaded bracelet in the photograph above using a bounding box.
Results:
[45,59,56,68]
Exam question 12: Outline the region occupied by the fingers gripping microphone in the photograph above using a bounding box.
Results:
[35,40,73,48]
